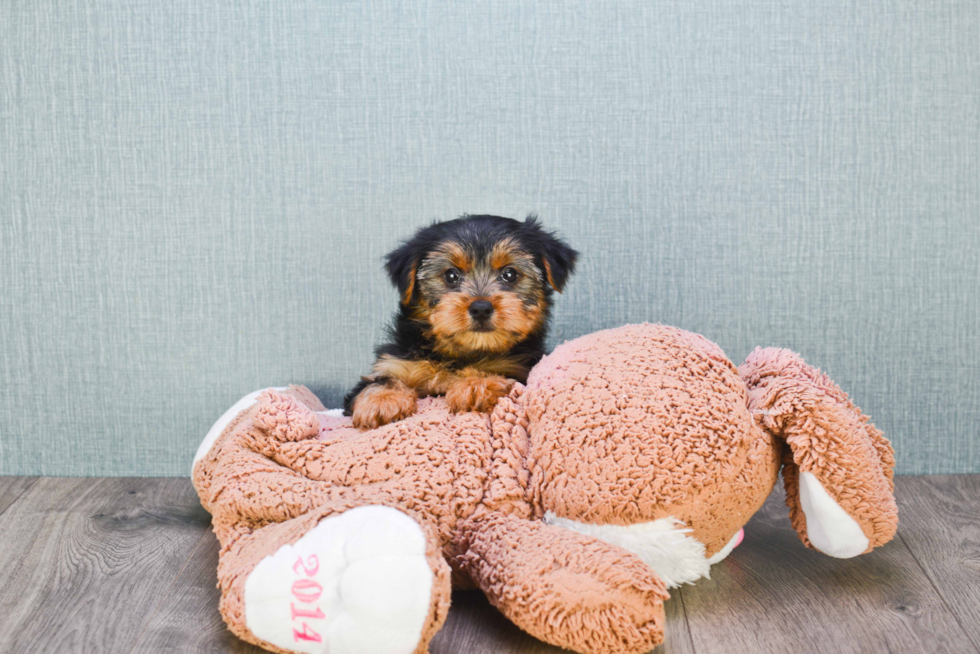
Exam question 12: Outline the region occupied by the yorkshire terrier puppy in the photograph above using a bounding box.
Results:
[343,214,578,429]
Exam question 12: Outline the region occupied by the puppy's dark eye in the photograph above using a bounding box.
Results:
[499,267,519,284]
[444,268,461,286]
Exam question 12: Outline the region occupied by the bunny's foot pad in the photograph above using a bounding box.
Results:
[798,471,870,558]
[244,506,433,654]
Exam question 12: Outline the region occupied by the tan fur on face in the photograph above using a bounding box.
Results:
[427,292,545,357]
[439,241,473,273]
[490,292,545,342]
[351,379,418,429]
[489,239,543,291]
[490,237,521,269]
[431,325,524,357]
[413,237,548,358]
[427,294,474,347]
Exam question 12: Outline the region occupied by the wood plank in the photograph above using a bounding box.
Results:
[111,474,980,654]
[134,530,695,654]
[432,590,563,654]
[894,475,980,652]
[680,480,979,654]
[431,584,694,654]
[129,530,266,654]
[0,476,37,516]
[0,477,211,654]
[657,587,697,654]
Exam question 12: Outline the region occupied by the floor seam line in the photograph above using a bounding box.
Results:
[896,530,980,654]
[0,477,40,519]
[677,584,699,654]
[125,517,214,654]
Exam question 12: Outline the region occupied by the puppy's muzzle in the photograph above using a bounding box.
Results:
[468,299,494,323]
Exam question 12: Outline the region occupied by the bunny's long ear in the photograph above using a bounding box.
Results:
[739,348,898,558]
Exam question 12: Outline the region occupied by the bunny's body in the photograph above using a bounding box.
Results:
[193,324,897,654]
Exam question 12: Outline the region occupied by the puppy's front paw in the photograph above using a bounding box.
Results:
[351,382,418,429]
[446,375,514,414]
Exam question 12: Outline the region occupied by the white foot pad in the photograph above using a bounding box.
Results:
[244,506,433,654]
[798,471,870,558]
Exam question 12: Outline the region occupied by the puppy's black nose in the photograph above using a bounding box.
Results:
[468,299,494,322]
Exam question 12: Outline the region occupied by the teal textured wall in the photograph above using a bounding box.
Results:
[1,1,978,476]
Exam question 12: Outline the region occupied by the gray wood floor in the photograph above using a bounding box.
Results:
[0,475,977,654]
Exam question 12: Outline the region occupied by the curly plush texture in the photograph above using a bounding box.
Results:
[524,325,780,555]
[192,323,898,654]
[454,513,669,654]
[739,347,898,551]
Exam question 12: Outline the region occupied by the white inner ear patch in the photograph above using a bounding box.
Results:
[543,512,740,588]
[798,471,870,558]
[193,387,288,470]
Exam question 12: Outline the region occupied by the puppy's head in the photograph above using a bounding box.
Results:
[385,214,578,357]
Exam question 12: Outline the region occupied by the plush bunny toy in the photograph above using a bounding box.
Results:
[192,324,897,654]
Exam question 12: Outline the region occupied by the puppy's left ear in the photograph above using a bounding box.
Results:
[524,214,578,293]
[384,239,422,305]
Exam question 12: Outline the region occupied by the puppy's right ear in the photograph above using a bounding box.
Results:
[523,214,578,293]
[384,240,421,305]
